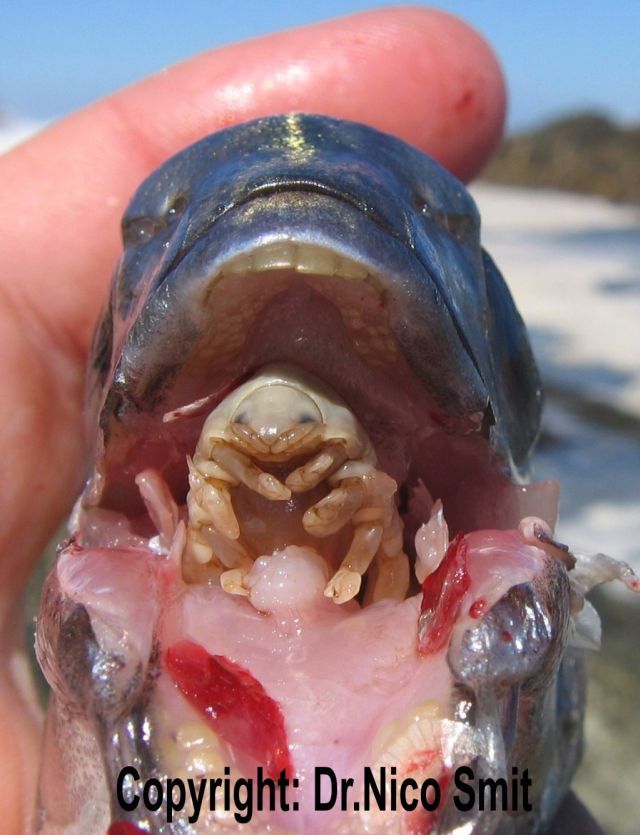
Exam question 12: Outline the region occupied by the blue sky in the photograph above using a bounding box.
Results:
[2,1,638,131]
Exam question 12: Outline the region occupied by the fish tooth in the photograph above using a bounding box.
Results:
[294,244,338,275]
[251,242,296,271]
[336,255,368,279]
[224,254,252,274]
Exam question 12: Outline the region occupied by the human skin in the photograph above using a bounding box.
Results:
[0,6,598,833]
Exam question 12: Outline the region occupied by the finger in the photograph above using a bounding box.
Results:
[0,663,41,834]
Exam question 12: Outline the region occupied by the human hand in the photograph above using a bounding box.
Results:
[0,6,550,831]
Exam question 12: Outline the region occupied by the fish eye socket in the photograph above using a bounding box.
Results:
[411,194,431,216]
[124,217,159,243]
[166,195,187,218]
[445,212,475,242]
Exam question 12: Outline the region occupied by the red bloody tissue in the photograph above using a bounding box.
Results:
[107,823,147,835]
[165,640,292,779]
[418,533,470,654]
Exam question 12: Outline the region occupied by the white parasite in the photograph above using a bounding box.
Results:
[182,364,409,604]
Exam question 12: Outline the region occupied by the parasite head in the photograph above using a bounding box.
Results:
[230,382,323,460]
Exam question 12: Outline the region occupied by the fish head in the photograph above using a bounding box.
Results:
[36,115,614,835]
[87,114,541,516]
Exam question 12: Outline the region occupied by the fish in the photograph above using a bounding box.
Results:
[34,114,639,834]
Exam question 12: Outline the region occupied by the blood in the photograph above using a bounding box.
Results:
[107,824,147,835]
[418,533,470,655]
[165,640,292,779]
[501,630,513,643]
[468,597,487,619]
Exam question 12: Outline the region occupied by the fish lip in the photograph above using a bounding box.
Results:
[111,190,489,417]
[152,181,486,413]
[130,175,480,388]
[121,112,478,265]
[157,178,416,282]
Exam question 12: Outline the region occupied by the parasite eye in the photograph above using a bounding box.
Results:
[298,414,316,424]
[234,411,248,425]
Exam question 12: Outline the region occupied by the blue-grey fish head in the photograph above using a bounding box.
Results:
[87,114,541,512]
[37,116,590,835]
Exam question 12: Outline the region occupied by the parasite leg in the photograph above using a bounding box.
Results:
[320,469,407,604]
[184,526,223,568]
[210,441,291,501]
[215,535,255,596]
[184,506,253,592]
[182,532,223,592]
[366,507,411,604]
[187,457,240,541]
[302,478,365,537]
[286,441,349,492]
[220,568,252,596]
[366,552,411,604]
[184,456,246,571]
[324,523,384,604]
[184,529,254,596]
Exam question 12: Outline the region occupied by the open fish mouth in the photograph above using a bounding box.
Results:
[34,115,638,834]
